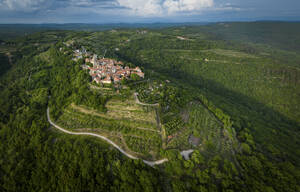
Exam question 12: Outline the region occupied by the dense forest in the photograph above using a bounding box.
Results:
[0,22,300,191]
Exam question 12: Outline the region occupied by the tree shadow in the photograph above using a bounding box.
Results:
[152,66,300,166]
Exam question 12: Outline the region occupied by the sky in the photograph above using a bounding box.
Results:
[0,0,299,23]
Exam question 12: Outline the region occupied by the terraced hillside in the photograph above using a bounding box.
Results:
[55,92,162,160]
[1,23,300,192]
[117,29,300,165]
[163,101,237,158]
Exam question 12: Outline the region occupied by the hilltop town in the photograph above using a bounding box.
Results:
[72,46,144,85]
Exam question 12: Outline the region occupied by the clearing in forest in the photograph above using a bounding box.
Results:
[201,49,258,58]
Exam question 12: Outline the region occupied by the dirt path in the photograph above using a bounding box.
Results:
[156,108,166,149]
[135,127,160,133]
[180,150,194,160]
[134,92,159,106]
[119,135,142,156]
[70,104,159,133]
[89,84,112,90]
[47,107,168,166]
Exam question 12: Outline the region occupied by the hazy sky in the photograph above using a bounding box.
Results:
[0,0,299,23]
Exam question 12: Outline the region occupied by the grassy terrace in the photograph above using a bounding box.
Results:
[55,94,162,160]
[89,84,116,95]
[200,49,258,58]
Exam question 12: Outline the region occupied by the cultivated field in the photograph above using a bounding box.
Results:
[55,94,162,160]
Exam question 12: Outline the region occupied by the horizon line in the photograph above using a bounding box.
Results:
[1,20,300,25]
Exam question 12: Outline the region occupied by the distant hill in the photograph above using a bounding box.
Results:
[203,22,300,51]
[0,22,209,40]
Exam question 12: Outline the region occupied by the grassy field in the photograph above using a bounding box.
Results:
[201,49,258,58]
[106,96,157,125]
[54,90,227,159]
[55,94,162,160]
[164,48,257,58]
[89,84,116,95]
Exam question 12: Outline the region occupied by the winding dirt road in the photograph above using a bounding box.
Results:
[134,93,159,106]
[47,107,168,166]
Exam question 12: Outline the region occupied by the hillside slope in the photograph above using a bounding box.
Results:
[0,23,300,191]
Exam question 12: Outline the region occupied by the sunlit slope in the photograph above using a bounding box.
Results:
[120,35,300,124]
[117,30,300,165]
[55,94,162,160]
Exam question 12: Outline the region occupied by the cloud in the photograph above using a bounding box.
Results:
[68,0,118,8]
[211,3,243,11]
[116,0,162,15]
[163,0,213,13]
[0,0,214,16]
[0,0,117,12]
[117,0,214,16]
[2,0,48,11]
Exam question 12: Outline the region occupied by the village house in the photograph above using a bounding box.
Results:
[131,71,145,78]
[134,67,142,73]
[94,77,101,84]
[72,46,91,61]
[85,58,91,63]
[81,65,89,70]
[75,49,144,85]
[102,75,112,84]
[114,76,121,83]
